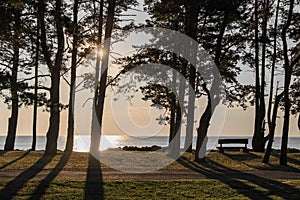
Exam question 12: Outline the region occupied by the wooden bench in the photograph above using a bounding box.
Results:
[217,138,248,153]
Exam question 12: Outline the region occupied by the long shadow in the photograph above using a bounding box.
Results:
[273,153,300,168]
[178,156,273,200]
[179,155,300,199]
[84,153,104,200]
[0,154,55,199]
[28,151,71,200]
[0,151,30,170]
[224,151,300,173]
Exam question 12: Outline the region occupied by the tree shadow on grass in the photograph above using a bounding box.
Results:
[222,151,261,161]
[0,151,30,170]
[221,151,300,172]
[84,153,104,200]
[178,155,300,199]
[28,151,71,200]
[0,154,55,199]
[272,153,300,168]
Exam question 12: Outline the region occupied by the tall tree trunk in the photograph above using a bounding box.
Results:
[4,8,21,151]
[252,0,264,152]
[267,0,280,134]
[195,84,211,162]
[91,0,116,153]
[263,89,283,163]
[195,11,227,162]
[257,0,270,151]
[90,0,104,154]
[263,0,280,163]
[65,0,79,153]
[280,0,294,166]
[168,57,177,145]
[184,2,200,152]
[32,17,40,151]
[44,0,65,155]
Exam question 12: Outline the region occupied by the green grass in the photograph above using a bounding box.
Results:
[1,150,300,199]
[1,179,300,200]
[1,150,300,171]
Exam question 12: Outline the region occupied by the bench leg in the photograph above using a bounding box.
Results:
[219,147,224,153]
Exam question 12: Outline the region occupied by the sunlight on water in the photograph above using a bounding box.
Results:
[74,135,120,152]
[1,136,300,152]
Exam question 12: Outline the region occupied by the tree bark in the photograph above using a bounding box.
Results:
[39,0,65,155]
[90,0,104,154]
[263,90,283,163]
[263,0,280,163]
[91,0,116,154]
[65,0,79,153]
[4,7,21,151]
[195,84,211,162]
[32,16,40,151]
[280,0,294,166]
[252,0,264,152]
[184,1,200,152]
[267,0,280,134]
[195,11,227,162]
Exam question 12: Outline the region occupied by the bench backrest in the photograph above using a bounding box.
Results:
[218,139,248,144]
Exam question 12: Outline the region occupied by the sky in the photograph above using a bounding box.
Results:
[0,1,299,138]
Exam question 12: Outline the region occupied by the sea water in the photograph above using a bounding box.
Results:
[0,136,300,152]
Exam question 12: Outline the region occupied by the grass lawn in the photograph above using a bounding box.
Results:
[1,150,300,199]
[1,179,300,199]
[0,150,300,171]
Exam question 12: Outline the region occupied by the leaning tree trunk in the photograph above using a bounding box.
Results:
[267,0,280,136]
[263,0,281,163]
[195,11,227,162]
[195,84,212,162]
[280,0,294,166]
[91,0,116,154]
[4,8,21,151]
[65,0,79,153]
[263,90,283,163]
[90,0,104,154]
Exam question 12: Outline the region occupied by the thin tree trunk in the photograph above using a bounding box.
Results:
[91,0,116,153]
[168,57,177,144]
[263,89,283,163]
[267,0,280,133]
[280,0,294,166]
[65,0,79,152]
[90,0,104,154]
[263,0,280,163]
[195,84,211,162]
[32,17,40,151]
[184,2,200,152]
[4,8,21,151]
[252,0,263,152]
[44,0,65,155]
[257,0,270,151]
